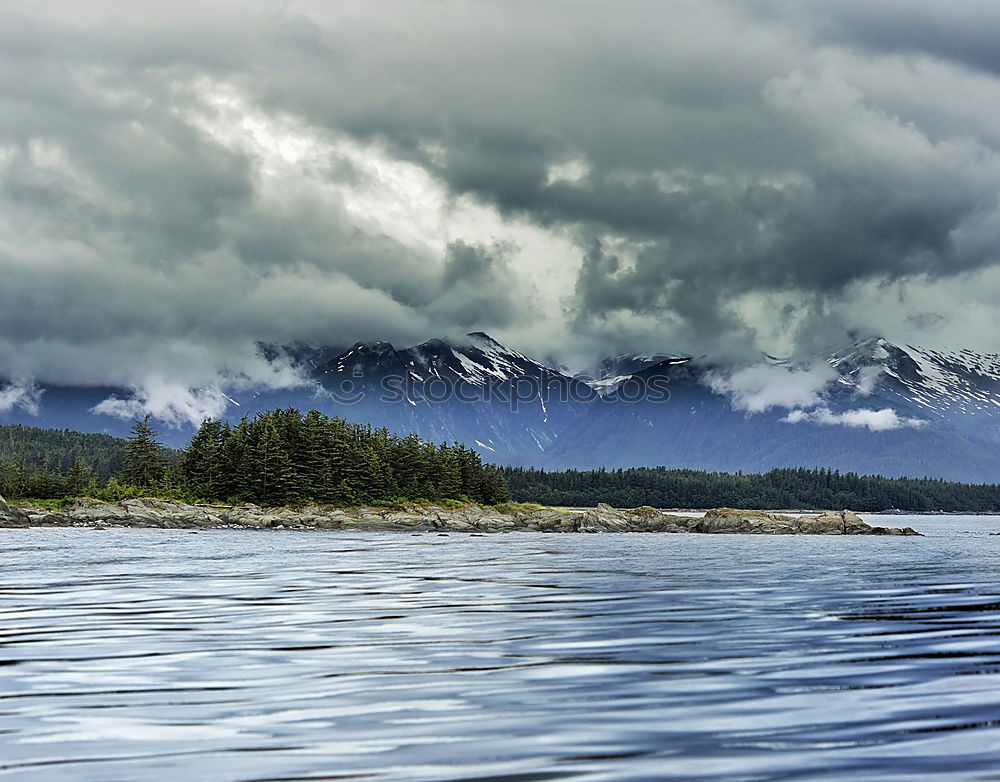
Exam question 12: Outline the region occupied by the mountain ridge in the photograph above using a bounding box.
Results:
[2,333,998,481]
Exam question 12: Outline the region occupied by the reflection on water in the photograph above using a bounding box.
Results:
[2,515,1000,781]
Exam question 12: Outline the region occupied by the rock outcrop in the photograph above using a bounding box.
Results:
[2,498,921,535]
[695,508,884,535]
[0,494,31,527]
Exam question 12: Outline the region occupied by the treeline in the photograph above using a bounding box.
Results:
[504,466,1000,512]
[11,417,999,512]
[0,425,125,480]
[0,453,105,501]
[173,409,510,505]
[1,410,510,507]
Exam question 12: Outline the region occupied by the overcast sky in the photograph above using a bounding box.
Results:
[2,0,1000,394]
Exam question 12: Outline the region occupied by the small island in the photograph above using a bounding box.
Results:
[0,411,937,535]
[1,495,919,535]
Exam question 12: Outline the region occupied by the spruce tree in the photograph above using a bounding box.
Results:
[245,416,295,506]
[27,455,66,498]
[216,421,245,501]
[479,466,511,504]
[157,408,515,510]
[298,410,329,502]
[0,456,27,499]
[65,456,97,497]
[180,420,224,500]
[392,434,424,499]
[273,408,307,502]
[435,445,463,500]
[121,415,166,491]
[455,445,485,500]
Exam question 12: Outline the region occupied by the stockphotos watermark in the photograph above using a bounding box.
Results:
[322,368,671,410]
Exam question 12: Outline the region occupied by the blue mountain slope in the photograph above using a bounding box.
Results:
[2,334,998,480]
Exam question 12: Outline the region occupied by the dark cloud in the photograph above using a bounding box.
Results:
[1,0,999,397]
[433,240,524,329]
[236,1,1000,356]
[789,0,1000,79]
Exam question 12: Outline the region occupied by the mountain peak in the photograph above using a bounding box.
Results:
[828,337,907,369]
[464,331,513,351]
[318,341,403,377]
[590,352,690,381]
[349,340,397,355]
[413,337,451,352]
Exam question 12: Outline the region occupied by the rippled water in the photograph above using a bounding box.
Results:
[3,516,1000,781]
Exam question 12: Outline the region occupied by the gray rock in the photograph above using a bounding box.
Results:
[0,495,31,527]
[3,497,922,536]
[695,509,797,534]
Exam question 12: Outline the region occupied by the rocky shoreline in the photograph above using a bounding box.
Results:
[0,495,921,535]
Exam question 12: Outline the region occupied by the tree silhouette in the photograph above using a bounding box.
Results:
[121,415,166,491]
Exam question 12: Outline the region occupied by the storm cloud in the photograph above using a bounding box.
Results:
[1,0,999,396]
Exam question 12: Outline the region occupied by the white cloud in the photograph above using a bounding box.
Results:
[545,158,590,186]
[855,365,882,396]
[91,382,236,428]
[783,406,926,431]
[705,363,837,413]
[708,361,929,431]
[0,382,43,415]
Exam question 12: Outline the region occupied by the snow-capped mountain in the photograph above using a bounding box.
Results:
[579,353,693,396]
[308,333,594,458]
[256,341,348,373]
[540,336,1000,481]
[320,332,568,389]
[3,333,999,482]
[830,337,1000,427]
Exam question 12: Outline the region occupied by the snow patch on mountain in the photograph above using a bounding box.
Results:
[829,337,1000,420]
[580,353,692,395]
[320,332,567,389]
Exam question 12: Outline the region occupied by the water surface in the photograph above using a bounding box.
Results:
[3,515,1000,781]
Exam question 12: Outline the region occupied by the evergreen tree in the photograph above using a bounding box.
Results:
[392,434,424,498]
[0,456,27,499]
[65,456,98,497]
[273,408,307,502]
[455,445,486,499]
[27,456,66,498]
[217,419,249,501]
[3,409,516,506]
[244,416,295,506]
[180,420,224,500]
[0,424,125,480]
[435,445,463,500]
[121,415,166,490]
[479,466,511,504]
[298,410,329,501]
[501,465,1000,512]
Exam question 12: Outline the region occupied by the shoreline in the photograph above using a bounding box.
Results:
[1,497,921,535]
[660,508,1000,516]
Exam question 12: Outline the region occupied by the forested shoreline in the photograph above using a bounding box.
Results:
[3,421,1000,512]
[0,413,510,506]
[504,466,1000,513]
[0,425,125,483]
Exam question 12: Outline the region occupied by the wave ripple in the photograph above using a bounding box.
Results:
[2,516,1000,781]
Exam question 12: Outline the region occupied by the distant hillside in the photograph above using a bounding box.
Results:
[0,425,126,480]
[505,466,1000,513]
